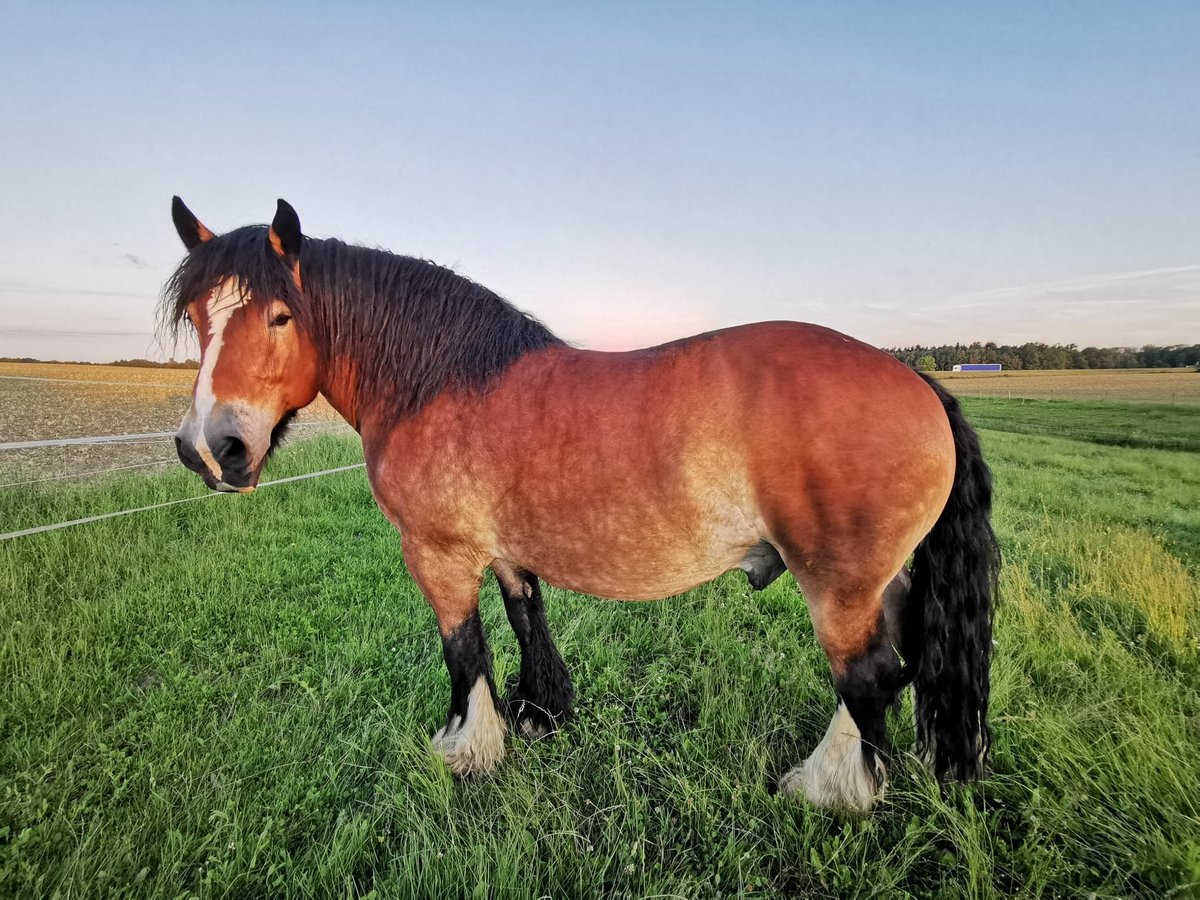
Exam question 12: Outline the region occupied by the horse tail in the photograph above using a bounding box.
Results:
[905,373,999,781]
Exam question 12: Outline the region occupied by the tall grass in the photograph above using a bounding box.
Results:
[1,428,1198,897]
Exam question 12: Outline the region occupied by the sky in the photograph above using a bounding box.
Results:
[1,1,1197,362]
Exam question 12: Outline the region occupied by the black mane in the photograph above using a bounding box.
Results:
[160,225,564,418]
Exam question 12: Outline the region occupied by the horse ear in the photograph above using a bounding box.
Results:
[268,198,303,262]
[172,196,214,250]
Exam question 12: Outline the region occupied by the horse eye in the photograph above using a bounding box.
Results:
[270,313,292,328]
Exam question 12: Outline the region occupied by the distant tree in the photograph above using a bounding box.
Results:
[109,358,199,370]
[916,355,937,372]
[884,342,1200,371]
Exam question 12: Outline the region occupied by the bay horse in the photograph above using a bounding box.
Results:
[164,197,998,811]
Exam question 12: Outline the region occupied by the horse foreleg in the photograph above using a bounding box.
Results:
[494,562,574,737]
[407,546,507,776]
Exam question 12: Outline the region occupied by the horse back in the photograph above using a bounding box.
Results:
[365,321,954,599]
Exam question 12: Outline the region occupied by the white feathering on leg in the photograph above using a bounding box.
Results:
[780,703,884,812]
[431,677,507,776]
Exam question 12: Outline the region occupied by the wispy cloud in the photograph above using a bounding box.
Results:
[0,281,157,299]
[0,280,157,301]
[941,264,1200,310]
[857,264,1200,347]
[0,327,155,337]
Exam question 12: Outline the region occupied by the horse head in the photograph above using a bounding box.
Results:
[167,197,320,491]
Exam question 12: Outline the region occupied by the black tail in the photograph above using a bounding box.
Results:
[906,374,1000,781]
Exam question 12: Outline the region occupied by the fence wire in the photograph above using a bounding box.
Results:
[0,458,178,488]
[1,463,366,542]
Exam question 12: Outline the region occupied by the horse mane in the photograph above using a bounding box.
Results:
[160,225,564,418]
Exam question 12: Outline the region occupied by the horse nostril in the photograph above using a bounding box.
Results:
[213,434,247,469]
[175,435,205,474]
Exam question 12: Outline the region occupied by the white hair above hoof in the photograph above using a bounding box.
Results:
[431,677,508,776]
[780,703,885,812]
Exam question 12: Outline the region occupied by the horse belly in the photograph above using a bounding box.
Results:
[501,494,759,602]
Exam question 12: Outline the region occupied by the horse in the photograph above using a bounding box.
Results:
[163,196,998,811]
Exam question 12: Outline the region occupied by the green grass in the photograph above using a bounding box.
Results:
[2,418,1199,897]
[961,396,1200,451]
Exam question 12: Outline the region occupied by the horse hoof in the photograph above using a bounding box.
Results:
[506,695,565,740]
[779,706,885,812]
[519,716,551,739]
[779,759,883,812]
[430,679,507,776]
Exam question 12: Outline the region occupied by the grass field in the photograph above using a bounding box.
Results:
[935,367,1200,404]
[2,386,1199,896]
[960,397,1200,452]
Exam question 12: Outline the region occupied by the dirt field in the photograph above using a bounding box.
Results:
[935,367,1200,403]
[3,361,1195,484]
[0,362,348,483]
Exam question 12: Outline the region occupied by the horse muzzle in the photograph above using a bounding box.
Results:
[175,408,262,493]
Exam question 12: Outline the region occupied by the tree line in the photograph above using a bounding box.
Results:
[886,342,1200,372]
[5,344,1200,373]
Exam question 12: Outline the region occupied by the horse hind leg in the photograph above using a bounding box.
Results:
[780,570,910,812]
[494,562,574,737]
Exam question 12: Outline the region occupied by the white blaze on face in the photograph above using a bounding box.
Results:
[191,278,248,479]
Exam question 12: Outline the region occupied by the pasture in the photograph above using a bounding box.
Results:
[934,366,1200,404]
[2,371,1199,896]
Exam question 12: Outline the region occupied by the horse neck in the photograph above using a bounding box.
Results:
[318,357,363,432]
[304,255,562,436]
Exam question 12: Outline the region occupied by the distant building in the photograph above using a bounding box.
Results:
[951,363,1003,372]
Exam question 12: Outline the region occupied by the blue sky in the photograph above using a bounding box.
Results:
[1,1,1197,361]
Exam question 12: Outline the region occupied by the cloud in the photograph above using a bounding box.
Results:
[0,327,155,337]
[121,253,150,269]
[941,264,1200,310]
[853,264,1200,347]
[0,281,156,299]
